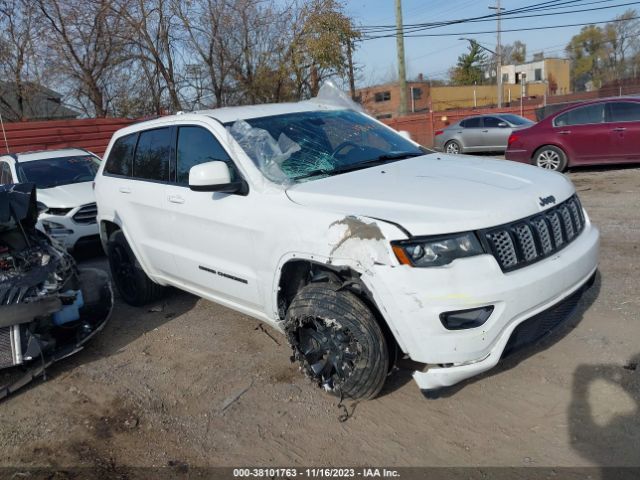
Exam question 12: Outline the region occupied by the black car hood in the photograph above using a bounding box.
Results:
[0,183,38,230]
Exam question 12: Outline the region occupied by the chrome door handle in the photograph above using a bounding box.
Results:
[168,195,185,204]
[119,187,131,194]
[482,130,489,132]
[612,127,627,132]
[558,130,571,135]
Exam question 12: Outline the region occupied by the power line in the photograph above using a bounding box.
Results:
[361,0,639,39]
[359,0,604,33]
[361,14,640,40]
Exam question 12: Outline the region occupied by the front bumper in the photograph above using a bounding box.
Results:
[38,213,99,250]
[365,220,599,391]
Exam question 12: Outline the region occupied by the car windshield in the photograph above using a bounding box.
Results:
[19,155,101,189]
[225,109,425,183]
[499,114,534,126]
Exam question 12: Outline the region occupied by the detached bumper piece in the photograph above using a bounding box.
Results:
[0,268,113,399]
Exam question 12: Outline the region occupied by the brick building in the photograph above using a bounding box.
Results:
[356,80,431,119]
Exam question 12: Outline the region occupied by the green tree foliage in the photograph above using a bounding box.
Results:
[449,42,487,85]
[566,9,640,91]
[290,0,360,97]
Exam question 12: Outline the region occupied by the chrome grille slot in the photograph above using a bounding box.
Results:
[72,203,97,224]
[482,195,586,272]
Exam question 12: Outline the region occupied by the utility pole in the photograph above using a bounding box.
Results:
[489,1,504,108]
[395,0,408,116]
[347,40,356,101]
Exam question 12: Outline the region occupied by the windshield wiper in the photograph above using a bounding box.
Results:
[294,152,423,180]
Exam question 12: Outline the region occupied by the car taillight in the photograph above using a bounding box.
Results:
[508,133,519,146]
[435,130,444,136]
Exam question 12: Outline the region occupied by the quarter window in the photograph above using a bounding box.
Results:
[105,133,137,177]
[555,104,604,127]
[176,126,233,185]
[606,102,640,122]
[0,162,13,184]
[133,128,172,182]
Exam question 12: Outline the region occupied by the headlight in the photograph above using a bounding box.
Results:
[391,232,484,267]
[41,220,74,236]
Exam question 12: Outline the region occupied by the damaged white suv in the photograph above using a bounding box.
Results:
[95,88,599,399]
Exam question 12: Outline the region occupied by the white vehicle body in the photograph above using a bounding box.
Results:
[0,148,100,250]
[94,99,599,393]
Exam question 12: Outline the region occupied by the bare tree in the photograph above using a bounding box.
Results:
[36,0,128,117]
[173,0,238,108]
[0,0,46,120]
[113,0,184,112]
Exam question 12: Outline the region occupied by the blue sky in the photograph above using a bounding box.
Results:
[344,0,639,86]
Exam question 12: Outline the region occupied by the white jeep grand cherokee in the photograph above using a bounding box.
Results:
[95,95,599,400]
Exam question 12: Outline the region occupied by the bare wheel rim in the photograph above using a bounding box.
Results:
[297,318,359,390]
[536,150,561,169]
[446,142,460,154]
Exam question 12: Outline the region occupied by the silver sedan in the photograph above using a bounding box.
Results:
[434,114,535,154]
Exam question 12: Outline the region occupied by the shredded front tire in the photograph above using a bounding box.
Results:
[285,283,388,400]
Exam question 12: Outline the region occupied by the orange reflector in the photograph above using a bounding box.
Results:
[392,245,413,266]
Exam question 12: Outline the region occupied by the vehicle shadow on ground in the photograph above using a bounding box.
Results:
[420,271,602,399]
[568,352,640,478]
[567,164,640,175]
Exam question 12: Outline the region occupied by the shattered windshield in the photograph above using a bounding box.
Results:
[226,110,424,184]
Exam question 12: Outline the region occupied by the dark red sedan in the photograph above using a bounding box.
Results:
[505,98,640,171]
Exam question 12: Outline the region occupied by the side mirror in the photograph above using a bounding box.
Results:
[498,122,508,128]
[36,201,48,215]
[189,161,247,194]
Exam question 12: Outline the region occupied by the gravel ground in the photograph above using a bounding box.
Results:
[0,165,638,473]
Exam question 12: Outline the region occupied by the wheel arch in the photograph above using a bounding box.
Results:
[99,219,121,253]
[275,258,400,368]
[445,138,464,153]
[532,143,570,167]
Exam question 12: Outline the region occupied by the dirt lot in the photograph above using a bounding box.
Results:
[0,166,639,472]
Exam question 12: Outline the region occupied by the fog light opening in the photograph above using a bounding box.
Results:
[440,306,494,330]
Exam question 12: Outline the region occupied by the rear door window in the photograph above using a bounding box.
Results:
[176,126,233,185]
[462,117,482,128]
[555,104,604,126]
[105,133,138,177]
[483,117,502,128]
[606,102,640,122]
[133,128,173,182]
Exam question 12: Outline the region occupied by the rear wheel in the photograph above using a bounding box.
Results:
[533,145,568,172]
[285,283,388,400]
[444,140,462,155]
[106,230,165,306]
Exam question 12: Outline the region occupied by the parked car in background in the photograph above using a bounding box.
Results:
[0,148,101,250]
[434,114,534,154]
[506,98,640,171]
[94,96,598,400]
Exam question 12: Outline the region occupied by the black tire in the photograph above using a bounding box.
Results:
[533,145,568,172]
[285,283,388,400]
[106,230,165,306]
[444,140,462,155]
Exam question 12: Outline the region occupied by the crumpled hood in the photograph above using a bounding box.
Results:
[286,153,575,236]
[36,182,95,209]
